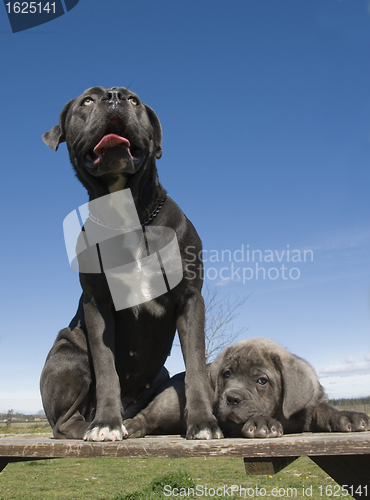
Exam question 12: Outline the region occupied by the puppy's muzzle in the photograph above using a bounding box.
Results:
[225,390,244,406]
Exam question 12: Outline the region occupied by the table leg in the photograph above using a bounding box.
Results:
[310,455,370,500]
[244,456,299,475]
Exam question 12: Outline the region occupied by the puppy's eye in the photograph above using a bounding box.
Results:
[82,97,94,106]
[128,97,139,106]
[257,377,268,386]
[222,370,231,379]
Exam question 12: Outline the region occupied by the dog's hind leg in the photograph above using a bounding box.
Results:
[311,402,370,433]
[40,325,94,439]
[123,372,187,438]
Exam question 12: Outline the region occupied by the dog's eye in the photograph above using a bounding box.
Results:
[82,97,94,107]
[128,97,139,106]
[222,370,231,379]
[257,377,268,386]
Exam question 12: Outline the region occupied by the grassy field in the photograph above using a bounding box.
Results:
[0,453,344,500]
[0,421,358,500]
[0,423,51,435]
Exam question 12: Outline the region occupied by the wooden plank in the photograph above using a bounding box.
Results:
[0,433,369,460]
[244,456,298,475]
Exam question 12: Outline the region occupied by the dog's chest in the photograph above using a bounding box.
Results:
[103,238,167,314]
[131,299,166,319]
[114,302,175,387]
[100,227,182,313]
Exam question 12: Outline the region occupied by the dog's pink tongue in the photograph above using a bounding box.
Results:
[93,134,130,156]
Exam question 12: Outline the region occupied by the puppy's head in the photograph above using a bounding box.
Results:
[42,87,162,196]
[210,337,321,425]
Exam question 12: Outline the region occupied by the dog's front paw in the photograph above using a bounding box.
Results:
[122,417,148,438]
[242,416,283,438]
[329,411,370,433]
[83,424,128,442]
[186,420,223,440]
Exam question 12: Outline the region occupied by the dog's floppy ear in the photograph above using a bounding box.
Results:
[209,347,230,401]
[42,99,74,151]
[145,104,163,159]
[278,353,318,419]
[42,125,64,151]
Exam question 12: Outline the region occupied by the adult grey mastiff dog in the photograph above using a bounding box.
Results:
[123,337,370,438]
[40,86,222,441]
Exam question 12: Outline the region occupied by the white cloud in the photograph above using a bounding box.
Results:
[215,277,233,287]
[320,373,370,400]
[319,354,370,378]
[318,350,370,398]
[312,228,370,252]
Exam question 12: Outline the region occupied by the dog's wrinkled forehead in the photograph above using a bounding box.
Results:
[222,345,277,374]
[76,86,139,103]
[66,86,142,120]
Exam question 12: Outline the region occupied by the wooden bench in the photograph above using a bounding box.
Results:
[0,433,369,499]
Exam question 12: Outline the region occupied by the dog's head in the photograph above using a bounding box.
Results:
[43,87,162,198]
[209,337,321,425]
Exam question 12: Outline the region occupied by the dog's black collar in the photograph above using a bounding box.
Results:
[88,196,166,230]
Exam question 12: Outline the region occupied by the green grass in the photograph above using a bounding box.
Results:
[0,423,51,435]
[0,455,349,500]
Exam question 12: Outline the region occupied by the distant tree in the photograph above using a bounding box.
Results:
[203,286,250,362]
[6,409,14,428]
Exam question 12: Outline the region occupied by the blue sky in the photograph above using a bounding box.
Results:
[0,0,369,413]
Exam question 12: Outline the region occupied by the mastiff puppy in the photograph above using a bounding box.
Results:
[40,86,221,441]
[123,337,370,438]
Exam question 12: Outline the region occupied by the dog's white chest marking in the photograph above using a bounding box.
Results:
[103,226,182,312]
[105,246,168,313]
[108,177,128,193]
[131,300,166,319]
[64,190,182,312]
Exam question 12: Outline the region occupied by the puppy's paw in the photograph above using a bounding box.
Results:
[122,417,148,439]
[329,411,370,432]
[83,424,128,442]
[242,416,283,438]
[186,421,223,440]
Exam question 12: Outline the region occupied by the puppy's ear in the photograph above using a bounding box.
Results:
[279,354,318,419]
[209,353,223,390]
[42,99,74,151]
[208,348,230,404]
[145,105,163,159]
